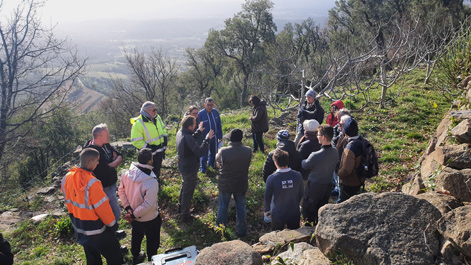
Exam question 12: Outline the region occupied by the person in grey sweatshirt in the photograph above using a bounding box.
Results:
[301,124,339,225]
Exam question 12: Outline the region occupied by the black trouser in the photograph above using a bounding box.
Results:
[252,132,264,152]
[339,184,361,203]
[178,170,198,219]
[302,181,331,225]
[131,215,162,261]
[271,214,300,231]
[82,228,122,265]
[152,151,164,178]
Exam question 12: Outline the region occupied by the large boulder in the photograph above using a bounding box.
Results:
[315,192,442,265]
[451,119,471,144]
[434,144,471,170]
[415,192,464,215]
[438,205,471,259]
[271,242,331,265]
[435,167,471,202]
[195,240,262,265]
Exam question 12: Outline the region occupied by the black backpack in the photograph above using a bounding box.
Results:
[348,136,379,180]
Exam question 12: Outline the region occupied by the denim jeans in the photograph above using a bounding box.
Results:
[103,184,120,222]
[200,138,217,173]
[217,192,247,236]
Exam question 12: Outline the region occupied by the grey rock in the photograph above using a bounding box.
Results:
[438,205,471,259]
[434,144,471,170]
[439,240,463,265]
[415,192,464,215]
[315,192,442,265]
[402,174,425,196]
[195,240,262,265]
[36,186,56,195]
[451,110,471,121]
[31,213,49,223]
[271,242,331,265]
[436,167,471,202]
[452,120,471,144]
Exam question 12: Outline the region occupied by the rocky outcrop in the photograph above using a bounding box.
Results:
[435,167,471,202]
[252,227,315,256]
[271,242,331,265]
[315,192,442,265]
[438,205,471,259]
[415,192,464,215]
[195,240,263,265]
[451,119,471,144]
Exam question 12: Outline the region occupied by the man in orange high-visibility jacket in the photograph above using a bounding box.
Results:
[62,148,123,265]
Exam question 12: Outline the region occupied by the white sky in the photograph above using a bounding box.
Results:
[2,0,337,23]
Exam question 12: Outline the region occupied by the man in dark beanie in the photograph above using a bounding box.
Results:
[262,130,301,182]
[215,129,252,237]
[338,118,363,202]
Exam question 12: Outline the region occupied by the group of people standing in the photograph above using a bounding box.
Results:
[61,91,366,265]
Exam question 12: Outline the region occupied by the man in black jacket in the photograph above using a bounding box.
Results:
[262,130,301,182]
[0,233,13,265]
[84,123,123,222]
[176,116,214,223]
[295,89,324,146]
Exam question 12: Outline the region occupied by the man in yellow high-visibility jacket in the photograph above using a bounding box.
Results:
[131,101,168,178]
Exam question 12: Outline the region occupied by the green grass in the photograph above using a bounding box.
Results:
[3,68,458,264]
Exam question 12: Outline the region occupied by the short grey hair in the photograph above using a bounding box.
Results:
[337,108,350,117]
[92,123,108,139]
[141,101,156,112]
[340,115,351,124]
[204,97,214,103]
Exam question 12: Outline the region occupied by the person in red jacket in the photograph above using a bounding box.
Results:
[61,148,122,265]
[326,100,345,127]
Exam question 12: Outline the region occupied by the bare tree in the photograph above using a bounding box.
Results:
[120,47,178,118]
[0,0,86,164]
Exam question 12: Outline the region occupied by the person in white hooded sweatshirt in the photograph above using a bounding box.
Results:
[118,148,160,264]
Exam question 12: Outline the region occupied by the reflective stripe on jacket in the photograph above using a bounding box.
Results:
[130,114,168,150]
[61,167,116,244]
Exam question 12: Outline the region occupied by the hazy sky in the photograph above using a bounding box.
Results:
[2,0,337,23]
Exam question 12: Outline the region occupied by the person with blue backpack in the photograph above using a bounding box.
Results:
[198,97,223,173]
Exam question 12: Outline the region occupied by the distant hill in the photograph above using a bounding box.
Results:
[66,79,108,113]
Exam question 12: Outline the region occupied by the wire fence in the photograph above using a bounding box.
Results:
[0,148,78,206]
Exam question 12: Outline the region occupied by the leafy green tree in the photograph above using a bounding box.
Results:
[205,0,277,107]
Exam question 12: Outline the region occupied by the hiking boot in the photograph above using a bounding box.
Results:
[132,251,146,265]
[120,245,128,255]
[116,230,126,240]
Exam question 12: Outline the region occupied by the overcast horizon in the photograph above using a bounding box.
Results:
[2,0,337,24]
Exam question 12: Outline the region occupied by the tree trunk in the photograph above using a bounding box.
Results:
[240,75,249,108]
[380,63,387,109]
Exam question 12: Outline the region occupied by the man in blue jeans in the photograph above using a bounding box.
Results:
[216,129,252,237]
[198,97,223,173]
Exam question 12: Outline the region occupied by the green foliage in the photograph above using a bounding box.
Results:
[54,216,74,238]
[437,23,471,88]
